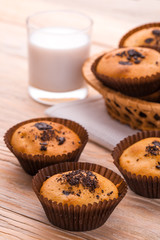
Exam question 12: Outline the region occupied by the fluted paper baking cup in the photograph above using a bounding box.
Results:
[112,131,160,198]
[32,162,127,231]
[4,118,88,176]
[91,53,160,97]
[140,88,160,102]
[119,22,160,52]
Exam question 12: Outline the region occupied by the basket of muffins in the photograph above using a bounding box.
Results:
[82,22,160,130]
[4,117,127,231]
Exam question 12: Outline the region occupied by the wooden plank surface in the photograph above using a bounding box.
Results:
[0,0,160,239]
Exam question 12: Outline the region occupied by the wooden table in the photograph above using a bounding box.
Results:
[1,0,160,239]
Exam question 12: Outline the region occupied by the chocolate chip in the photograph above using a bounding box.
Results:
[145,145,159,156]
[96,195,99,199]
[35,122,53,130]
[152,141,160,147]
[145,38,154,44]
[40,142,48,145]
[107,191,113,196]
[128,49,137,57]
[156,165,160,169]
[134,60,141,64]
[56,136,66,145]
[40,129,55,141]
[62,190,70,196]
[119,61,132,65]
[76,193,80,197]
[61,170,99,192]
[152,29,160,36]
[128,49,145,59]
[35,135,38,140]
[116,51,126,57]
[101,190,104,193]
[40,145,47,151]
[156,61,159,65]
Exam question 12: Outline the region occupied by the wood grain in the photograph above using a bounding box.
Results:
[0,0,160,239]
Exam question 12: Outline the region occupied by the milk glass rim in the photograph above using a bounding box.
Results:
[26,10,93,34]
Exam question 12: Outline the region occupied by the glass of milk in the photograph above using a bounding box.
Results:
[26,10,93,105]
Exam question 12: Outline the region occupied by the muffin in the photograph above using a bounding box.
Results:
[112,131,160,198]
[4,118,88,175]
[120,137,160,177]
[119,23,160,52]
[91,47,160,97]
[11,121,81,156]
[32,162,127,231]
[40,170,118,206]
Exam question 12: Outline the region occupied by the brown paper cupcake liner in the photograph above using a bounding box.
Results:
[140,88,160,102]
[4,118,88,176]
[112,131,160,198]
[32,162,127,231]
[119,22,160,52]
[91,53,160,97]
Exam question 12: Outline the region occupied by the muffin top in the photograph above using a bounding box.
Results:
[120,137,160,177]
[40,169,118,206]
[11,121,81,156]
[96,47,160,79]
[121,27,160,49]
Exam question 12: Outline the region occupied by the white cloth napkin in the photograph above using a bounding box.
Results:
[45,95,138,151]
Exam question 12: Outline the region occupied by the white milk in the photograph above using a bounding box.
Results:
[28,28,90,92]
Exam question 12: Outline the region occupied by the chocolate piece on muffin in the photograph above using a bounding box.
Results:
[11,121,81,156]
[119,23,160,52]
[92,47,160,97]
[40,169,118,206]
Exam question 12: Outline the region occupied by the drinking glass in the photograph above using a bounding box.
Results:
[26,10,93,104]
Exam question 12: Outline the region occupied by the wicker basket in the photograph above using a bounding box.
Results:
[82,54,160,130]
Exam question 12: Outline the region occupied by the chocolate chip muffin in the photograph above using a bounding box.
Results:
[40,169,118,206]
[11,121,81,156]
[120,137,160,177]
[5,118,88,175]
[92,47,160,97]
[33,162,127,231]
[112,131,160,198]
[119,23,160,52]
